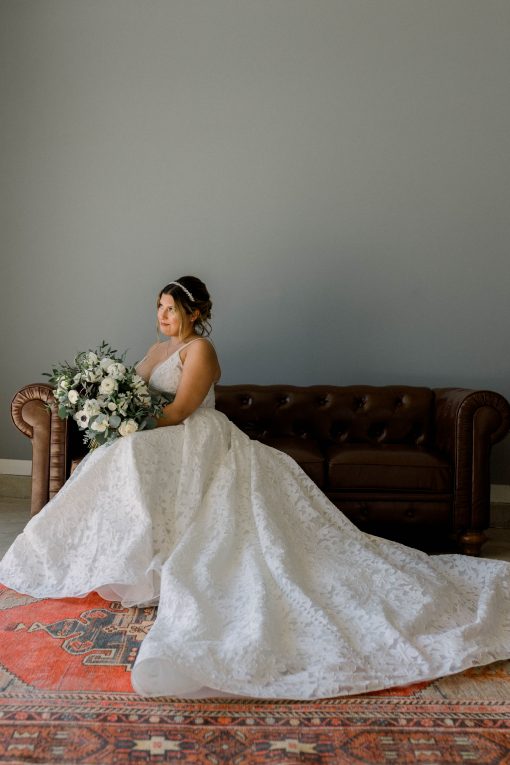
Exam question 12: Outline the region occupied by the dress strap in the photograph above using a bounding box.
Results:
[179,337,212,352]
[176,337,214,361]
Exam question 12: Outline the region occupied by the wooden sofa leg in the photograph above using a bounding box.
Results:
[458,530,487,557]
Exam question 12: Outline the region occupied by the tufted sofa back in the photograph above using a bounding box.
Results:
[214,385,433,447]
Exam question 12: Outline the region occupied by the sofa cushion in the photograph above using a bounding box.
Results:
[326,444,451,493]
[261,436,325,487]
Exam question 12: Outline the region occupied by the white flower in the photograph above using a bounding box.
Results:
[83,368,102,383]
[91,414,109,433]
[73,373,82,384]
[132,374,146,388]
[118,419,138,437]
[67,390,79,405]
[83,399,101,417]
[86,352,98,364]
[107,402,117,411]
[99,357,115,370]
[57,377,69,389]
[106,362,126,380]
[99,376,118,395]
[74,410,90,429]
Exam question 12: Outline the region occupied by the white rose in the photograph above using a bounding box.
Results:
[99,377,118,395]
[99,357,115,370]
[83,399,101,417]
[118,419,138,437]
[91,414,109,433]
[58,378,69,389]
[86,352,98,364]
[73,410,90,429]
[107,402,117,411]
[106,362,126,380]
[67,390,79,405]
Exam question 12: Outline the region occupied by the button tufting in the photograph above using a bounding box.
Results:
[277,395,290,406]
[371,424,387,439]
[240,395,252,407]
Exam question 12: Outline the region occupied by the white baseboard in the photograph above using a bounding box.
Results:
[490,484,510,503]
[0,460,32,476]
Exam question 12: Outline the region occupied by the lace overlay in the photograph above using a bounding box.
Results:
[1,352,510,699]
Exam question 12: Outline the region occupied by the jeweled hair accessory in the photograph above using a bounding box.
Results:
[169,281,195,302]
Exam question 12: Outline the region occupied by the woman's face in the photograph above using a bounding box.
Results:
[157,293,193,339]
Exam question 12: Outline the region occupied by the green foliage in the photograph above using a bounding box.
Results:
[43,341,169,451]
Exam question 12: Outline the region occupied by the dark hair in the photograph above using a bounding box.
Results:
[158,276,212,337]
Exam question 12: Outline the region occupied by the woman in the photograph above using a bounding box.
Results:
[1,275,510,700]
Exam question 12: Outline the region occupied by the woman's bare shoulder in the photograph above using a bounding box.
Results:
[135,341,164,372]
[183,337,217,359]
[181,337,221,379]
[147,341,160,354]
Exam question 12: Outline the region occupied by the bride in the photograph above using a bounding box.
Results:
[1,275,510,700]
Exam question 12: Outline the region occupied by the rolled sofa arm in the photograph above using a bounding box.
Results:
[433,388,510,550]
[11,383,68,517]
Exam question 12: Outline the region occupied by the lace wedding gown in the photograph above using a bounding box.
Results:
[1,340,510,699]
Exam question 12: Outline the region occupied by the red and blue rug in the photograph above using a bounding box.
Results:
[1,585,509,763]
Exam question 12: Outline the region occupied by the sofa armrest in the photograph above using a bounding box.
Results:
[11,383,68,516]
[433,388,510,543]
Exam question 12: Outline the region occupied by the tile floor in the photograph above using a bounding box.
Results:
[1,495,510,561]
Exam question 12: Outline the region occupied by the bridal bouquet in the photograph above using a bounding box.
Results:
[45,341,169,448]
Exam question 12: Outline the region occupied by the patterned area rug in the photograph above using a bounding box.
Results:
[1,585,509,764]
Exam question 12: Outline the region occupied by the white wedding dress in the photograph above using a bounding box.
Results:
[1,340,510,699]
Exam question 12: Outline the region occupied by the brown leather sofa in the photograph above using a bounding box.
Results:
[11,383,510,556]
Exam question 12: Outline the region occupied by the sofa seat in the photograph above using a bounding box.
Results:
[11,382,510,556]
[260,435,325,487]
[326,444,451,493]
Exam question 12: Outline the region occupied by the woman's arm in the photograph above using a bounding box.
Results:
[156,340,220,426]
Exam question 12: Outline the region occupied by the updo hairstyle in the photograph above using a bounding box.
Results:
[158,276,212,338]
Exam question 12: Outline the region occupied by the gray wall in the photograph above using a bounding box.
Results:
[2,0,510,481]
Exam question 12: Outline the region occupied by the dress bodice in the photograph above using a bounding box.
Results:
[146,340,216,410]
